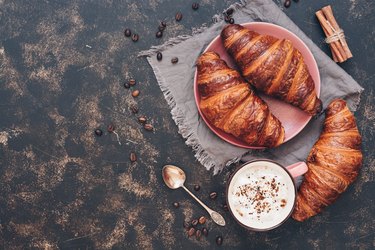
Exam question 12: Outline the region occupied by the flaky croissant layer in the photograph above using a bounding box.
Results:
[221,24,322,116]
[292,99,363,221]
[196,51,285,148]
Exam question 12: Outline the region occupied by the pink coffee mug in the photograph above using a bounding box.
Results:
[226,159,308,231]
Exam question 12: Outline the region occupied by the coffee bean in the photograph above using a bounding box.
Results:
[129,152,137,162]
[124,28,131,37]
[183,221,190,229]
[171,57,178,64]
[191,219,198,227]
[224,15,231,23]
[229,18,235,24]
[138,116,147,124]
[158,25,165,32]
[284,0,291,8]
[173,202,179,208]
[157,52,163,61]
[187,227,195,237]
[222,203,229,211]
[161,21,167,27]
[195,229,201,239]
[107,124,115,133]
[132,90,140,97]
[226,8,234,16]
[198,216,206,224]
[175,12,183,21]
[144,123,154,131]
[202,227,208,236]
[130,104,138,114]
[124,82,130,89]
[194,184,200,191]
[192,3,199,10]
[216,236,223,246]
[94,129,103,136]
[131,33,139,42]
[156,31,163,38]
[129,79,136,86]
[209,192,217,200]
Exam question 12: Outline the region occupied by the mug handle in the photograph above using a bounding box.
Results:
[286,162,308,178]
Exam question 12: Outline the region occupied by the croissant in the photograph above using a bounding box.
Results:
[196,51,285,148]
[221,24,322,116]
[292,99,363,221]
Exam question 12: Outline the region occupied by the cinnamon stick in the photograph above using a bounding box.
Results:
[316,6,353,63]
[322,5,353,58]
[316,10,345,62]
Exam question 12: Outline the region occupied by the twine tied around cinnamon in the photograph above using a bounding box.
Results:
[324,21,345,44]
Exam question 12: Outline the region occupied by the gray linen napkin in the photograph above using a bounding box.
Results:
[139,0,363,174]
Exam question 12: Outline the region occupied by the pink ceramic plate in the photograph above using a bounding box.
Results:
[194,22,321,149]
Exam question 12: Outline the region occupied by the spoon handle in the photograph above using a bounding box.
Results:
[182,185,226,226]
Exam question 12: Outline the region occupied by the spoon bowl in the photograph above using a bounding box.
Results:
[162,165,186,189]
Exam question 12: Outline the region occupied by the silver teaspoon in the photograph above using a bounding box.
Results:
[162,164,226,226]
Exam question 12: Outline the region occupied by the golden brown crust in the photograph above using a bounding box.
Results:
[196,51,285,148]
[221,24,322,116]
[292,99,363,221]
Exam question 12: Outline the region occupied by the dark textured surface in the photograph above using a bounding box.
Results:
[0,0,374,249]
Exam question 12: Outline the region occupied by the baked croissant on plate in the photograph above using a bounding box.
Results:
[221,24,322,116]
[196,51,285,148]
[292,99,363,221]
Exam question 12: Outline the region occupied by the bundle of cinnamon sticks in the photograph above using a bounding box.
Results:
[316,5,352,63]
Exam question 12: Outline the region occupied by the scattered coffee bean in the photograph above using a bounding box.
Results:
[229,18,235,24]
[216,236,223,246]
[284,0,291,8]
[175,12,183,21]
[156,31,163,38]
[187,227,196,237]
[124,28,131,37]
[107,124,115,133]
[194,184,200,191]
[191,219,198,227]
[202,227,208,236]
[195,229,201,239]
[130,104,138,114]
[224,15,231,23]
[198,216,206,224]
[129,79,136,86]
[222,203,229,211]
[173,202,180,208]
[94,129,103,136]
[171,57,178,64]
[226,8,234,16]
[131,33,139,42]
[138,116,147,124]
[129,152,137,162]
[161,21,167,27]
[157,52,163,61]
[144,123,154,131]
[192,2,199,10]
[209,191,217,200]
[124,82,130,89]
[132,90,140,97]
[183,221,190,229]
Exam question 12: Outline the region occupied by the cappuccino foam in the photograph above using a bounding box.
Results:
[228,161,295,230]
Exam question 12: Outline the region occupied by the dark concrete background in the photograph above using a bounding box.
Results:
[0,0,374,249]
